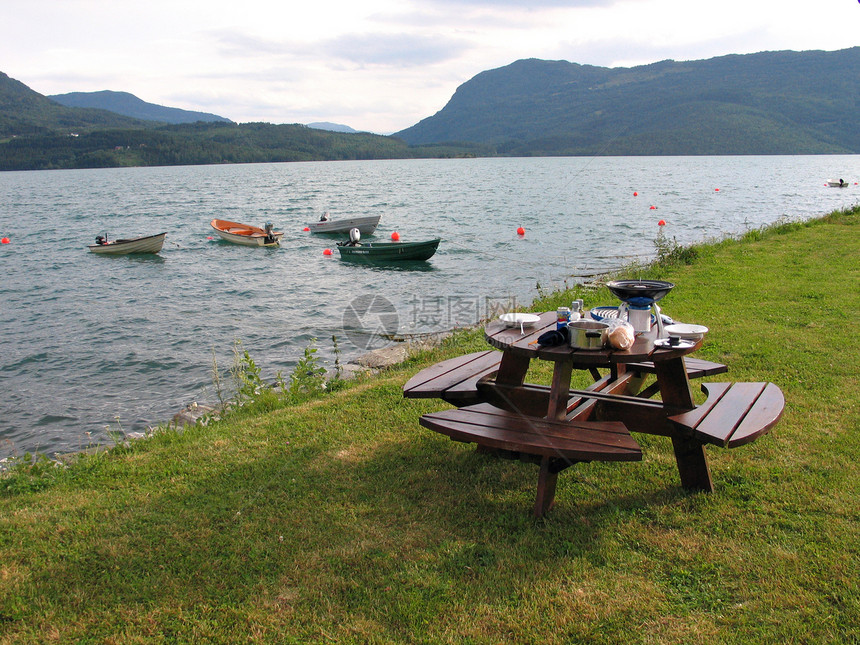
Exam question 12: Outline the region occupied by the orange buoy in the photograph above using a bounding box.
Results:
[391,231,400,241]
[658,219,666,226]
[516,226,525,236]
[323,248,332,256]
[1,237,9,244]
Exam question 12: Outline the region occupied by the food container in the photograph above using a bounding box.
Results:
[568,320,608,350]
[664,323,709,341]
[556,306,571,330]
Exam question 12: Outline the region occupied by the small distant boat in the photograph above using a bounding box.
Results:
[210,219,283,247]
[827,179,849,188]
[88,232,166,255]
[336,238,440,262]
[305,214,381,235]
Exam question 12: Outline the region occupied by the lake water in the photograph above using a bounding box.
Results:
[1,156,858,460]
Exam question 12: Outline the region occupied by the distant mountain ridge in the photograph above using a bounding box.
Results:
[49,90,232,125]
[0,71,149,136]
[4,47,860,170]
[307,122,358,134]
[0,72,456,171]
[395,48,860,155]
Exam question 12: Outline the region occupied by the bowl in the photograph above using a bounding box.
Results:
[499,313,541,328]
[664,323,709,340]
[606,280,675,303]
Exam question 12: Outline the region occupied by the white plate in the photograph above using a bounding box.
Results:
[499,313,541,328]
[654,338,696,349]
[664,323,709,340]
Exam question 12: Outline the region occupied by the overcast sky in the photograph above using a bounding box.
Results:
[4,0,859,134]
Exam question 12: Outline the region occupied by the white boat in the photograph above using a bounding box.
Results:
[304,214,381,235]
[827,179,849,188]
[210,219,283,247]
[88,232,166,255]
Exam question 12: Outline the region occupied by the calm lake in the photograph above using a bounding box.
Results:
[1,156,858,460]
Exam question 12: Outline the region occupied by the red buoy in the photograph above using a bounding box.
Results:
[650,205,657,210]
[715,188,720,192]
[516,226,525,236]
[658,219,666,226]
[391,231,400,241]
[1,237,9,244]
[633,191,638,196]
[323,248,332,256]
[303,227,310,231]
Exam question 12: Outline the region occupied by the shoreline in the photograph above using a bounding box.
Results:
[168,329,460,429]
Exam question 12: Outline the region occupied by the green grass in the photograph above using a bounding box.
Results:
[1,208,858,644]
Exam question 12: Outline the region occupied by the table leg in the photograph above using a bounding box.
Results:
[547,360,574,420]
[655,358,714,492]
[534,457,558,517]
[671,437,714,492]
[495,351,530,386]
[654,358,695,408]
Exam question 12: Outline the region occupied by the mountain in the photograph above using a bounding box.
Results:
[0,73,472,171]
[49,90,232,124]
[0,72,149,136]
[395,48,860,155]
[307,122,358,134]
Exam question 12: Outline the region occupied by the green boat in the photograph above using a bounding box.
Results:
[336,238,441,262]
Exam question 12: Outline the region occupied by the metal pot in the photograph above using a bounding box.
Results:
[568,320,608,350]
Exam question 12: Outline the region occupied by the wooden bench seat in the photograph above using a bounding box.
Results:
[420,403,641,516]
[403,350,503,406]
[627,357,727,398]
[627,356,728,377]
[668,382,784,448]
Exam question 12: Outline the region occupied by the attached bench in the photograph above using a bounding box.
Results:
[668,382,785,448]
[419,403,641,516]
[402,350,727,407]
[402,350,503,406]
[454,378,784,494]
[627,357,728,398]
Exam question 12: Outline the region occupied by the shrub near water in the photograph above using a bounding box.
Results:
[0,207,858,643]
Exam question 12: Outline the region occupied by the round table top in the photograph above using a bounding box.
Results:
[485,311,702,366]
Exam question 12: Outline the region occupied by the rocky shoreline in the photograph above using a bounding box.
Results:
[169,332,454,429]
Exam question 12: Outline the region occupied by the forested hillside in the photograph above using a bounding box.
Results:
[0,121,456,171]
[395,48,860,155]
[0,73,481,170]
[0,72,148,137]
[49,90,232,125]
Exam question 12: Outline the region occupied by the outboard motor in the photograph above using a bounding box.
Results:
[348,228,361,246]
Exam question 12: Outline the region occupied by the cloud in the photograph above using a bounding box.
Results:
[210,27,471,69]
[323,32,472,67]
[211,30,303,58]
[417,0,620,6]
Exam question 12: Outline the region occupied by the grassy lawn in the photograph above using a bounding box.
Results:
[1,208,858,644]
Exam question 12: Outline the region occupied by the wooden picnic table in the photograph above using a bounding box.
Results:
[408,311,784,516]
